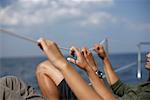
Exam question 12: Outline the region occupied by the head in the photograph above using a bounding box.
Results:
[145,53,150,81]
[145,53,150,70]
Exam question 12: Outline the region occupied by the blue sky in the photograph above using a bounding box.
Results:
[0,0,150,57]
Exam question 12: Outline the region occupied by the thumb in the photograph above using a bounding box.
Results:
[37,38,48,52]
[67,57,76,64]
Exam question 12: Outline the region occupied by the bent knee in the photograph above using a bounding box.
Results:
[36,60,64,86]
[36,60,50,75]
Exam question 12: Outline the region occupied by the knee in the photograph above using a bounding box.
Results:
[36,60,50,76]
[36,60,64,86]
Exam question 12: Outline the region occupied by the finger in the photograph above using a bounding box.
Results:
[37,38,48,51]
[70,46,80,57]
[94,44,104,51]
[84,47,88,55]
[94,44,99,50]
[67,57,76,64]
[46,40,57,46]
[75,60,80,65]
[86,48,91,55]
[46,40,62,54]
[83,48,97,71]
[38,43,43,50]
[70,49,75,56]
[93,44,99,52]
[99,45,104,50]
[81,48,88,57]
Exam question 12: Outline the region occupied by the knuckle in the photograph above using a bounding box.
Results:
[81,48,85,51]
[71,46,75,49]
[44,46,49,52]
[89,52,92,55]
[83,47,86,50]
[51,41,55,45]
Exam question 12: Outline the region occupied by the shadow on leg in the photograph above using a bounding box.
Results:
[36,60,64,100]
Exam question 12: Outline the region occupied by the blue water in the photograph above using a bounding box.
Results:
[0,53,149,92]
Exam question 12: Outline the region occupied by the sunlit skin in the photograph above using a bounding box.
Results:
[68,47,115,100]
[146,53,150,70]
[37,38,102,100]
[36,60,64,100]
[68,47,97,72]
[145,53,150,81]
[93,44,119,85]
[36,38,150,100]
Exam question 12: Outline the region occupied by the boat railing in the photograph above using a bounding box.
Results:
[137,42,150,79]
[102,39,150,80]
[101,38,137,78]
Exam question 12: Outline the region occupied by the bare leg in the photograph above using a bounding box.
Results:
[36,60,64,100]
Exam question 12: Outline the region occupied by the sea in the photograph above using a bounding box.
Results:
[0,53,149,93]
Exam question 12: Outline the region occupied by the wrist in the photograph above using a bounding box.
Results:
[85,65,93,74]
[57,59,69,71]
[85,66,103,79]
[96,70,103,79]
[103,56,109,63]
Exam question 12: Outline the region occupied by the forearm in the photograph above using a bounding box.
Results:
[103,57,119,85]
[60,63,102,100]
[86,66,115,100]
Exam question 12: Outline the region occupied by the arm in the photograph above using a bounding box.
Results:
[61,64,101,100]
[94,44,119,85]
[68,47,115,100]
[93,45,139,100]
[85,65,115,100]
[38,38,102,100]
[111,80,137,100]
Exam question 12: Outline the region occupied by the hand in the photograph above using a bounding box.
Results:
[37,38,67,70]
[145,53,150,70]
[81,48,98,72]
[94,44,107,60]
[67,46,89,70]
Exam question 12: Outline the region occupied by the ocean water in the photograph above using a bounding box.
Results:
[0,53,149,92]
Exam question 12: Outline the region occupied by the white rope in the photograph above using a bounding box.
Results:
[0,29,70,51]
[0,29,37,43]
[0,29,106,51]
